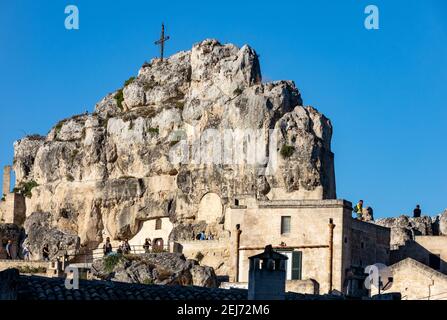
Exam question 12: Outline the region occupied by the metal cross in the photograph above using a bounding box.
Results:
[154,23,170,61]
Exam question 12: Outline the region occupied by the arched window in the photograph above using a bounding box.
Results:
[155,218,162,230]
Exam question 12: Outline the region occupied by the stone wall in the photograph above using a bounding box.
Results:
[391,236,447,274]
[128,217,173,249]
[220,280,318,294]
[371,258,447,300]
[180,239,231,277]
[349,219,390,267]
[0,260,48,272]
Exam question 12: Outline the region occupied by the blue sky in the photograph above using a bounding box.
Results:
[0,0,446,218]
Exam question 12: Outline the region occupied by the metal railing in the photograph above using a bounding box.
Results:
[66,244,171,265]
[0,244,170,266]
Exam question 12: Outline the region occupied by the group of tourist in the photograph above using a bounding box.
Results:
[102,237,155,256]
[2,239,50,261]
[353,200,423,220]
[194,231,214,241]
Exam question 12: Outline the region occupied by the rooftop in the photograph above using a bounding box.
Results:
[1,269,343,300]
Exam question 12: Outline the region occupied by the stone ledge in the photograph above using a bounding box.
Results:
[230,205,247,209]
[257,199,352,209]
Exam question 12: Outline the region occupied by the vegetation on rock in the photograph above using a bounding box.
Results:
[280,145,295,158]
[114,90,124,111]
[14,180,39,198]
[17,266,47,274]
[103,253,124,273]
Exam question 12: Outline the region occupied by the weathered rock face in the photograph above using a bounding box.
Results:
[23,212,80,260]
[375,215,435,248]
[0,224,25,259]
[91,252,218,287]
[13,39,336,248]
[438,210,447,236]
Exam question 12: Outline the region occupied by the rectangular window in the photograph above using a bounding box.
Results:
[281,216,291,235]
[155,218,162,230]
[279,250,302,280]
[291,251,302,280]
[429,254,441,270]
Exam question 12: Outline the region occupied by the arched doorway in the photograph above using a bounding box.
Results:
[153,238,164,252]
[197,193,223,223]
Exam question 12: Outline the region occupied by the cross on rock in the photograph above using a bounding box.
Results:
[154,23,170,61]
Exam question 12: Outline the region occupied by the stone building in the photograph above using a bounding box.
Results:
[371,258,447,300]
[391,236,447,274]
[0,165,26,226]
[129,217,173,251]
[224,197,390,295]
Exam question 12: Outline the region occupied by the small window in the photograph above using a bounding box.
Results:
[281,216,291,235]
[361,242,364,249]
[234,199,239,206]
[429,254,441,270]
[291,251,302,280]
[344,237,348,244]
[155,218,162,230]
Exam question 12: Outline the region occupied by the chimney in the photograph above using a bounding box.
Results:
[248,245,288,300]
[2,165,11,195]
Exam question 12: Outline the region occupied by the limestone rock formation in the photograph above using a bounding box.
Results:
[438,210,447,236]
[23,212,80,260]
[12,39,336,251]
[375,215,434,248]
[0,224,25,259]
[91,252,218,287]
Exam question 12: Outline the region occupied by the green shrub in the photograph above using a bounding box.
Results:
[142,278,154,285]
[115,89,124,111]
[66,174,75,182]
[104,253,124,273]
[1,194,5,201]
[14,180,39,198]
[173,101,185,110]
[54,120,66,137]
[124,76,136,87]
[280,145,295,158]
[17,266,47,274]
[147,127,159,135]
[233,88,243,96]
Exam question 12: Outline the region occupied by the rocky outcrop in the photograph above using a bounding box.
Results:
[438,210,447,236]
[13,39,336,249]
[23,212,80,260]
[375,215,435,248]
[0,224,25,259]
[91,252,218,288]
